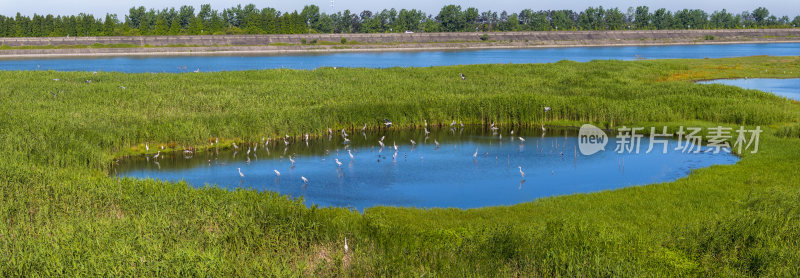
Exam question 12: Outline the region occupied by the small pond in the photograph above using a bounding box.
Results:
[698,78,800,101]
[115,126,739,210]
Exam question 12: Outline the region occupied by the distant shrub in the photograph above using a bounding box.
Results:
[310,39,318,44]
[480,34,489,41]
[705,35,715,40]
[341,37,347,44]
[301,38,307,44]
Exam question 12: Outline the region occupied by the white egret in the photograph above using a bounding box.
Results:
[380,136,385,142]
[145,143,149,151]
[410,139,416,145]
[273,169,281,176]
[473,148,478,158]
[518,137,525,142]
[393,142,398,151]
[518,166,526,178]
[232,142,238,149]
[238,168,244,178]
[361,123,367,131]
[335,158,343,167]
[348,150,354,159]
[434,140,440,147]
[344,237,349,253]
[301,176,309,184]
[341,129,348,137]
[378,141,385,147]
[153,151,160,159]
[424,128,430,135]
[289,157,296,165]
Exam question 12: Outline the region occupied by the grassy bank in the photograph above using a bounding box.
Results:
[0,57,799,276]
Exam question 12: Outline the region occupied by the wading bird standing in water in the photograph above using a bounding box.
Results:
[301,176,309,184]
[238,168,244,178]
[335,158,343,167]
[542,106,551,132]
[473,148,478,158]
[273,170,280,176]
[518,166,526,178]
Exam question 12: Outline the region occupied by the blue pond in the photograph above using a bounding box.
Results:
[115,127,739,210]
[2,42,799,73]
[698,78,800,101]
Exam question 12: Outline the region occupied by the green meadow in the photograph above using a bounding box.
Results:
[0,56,799,276]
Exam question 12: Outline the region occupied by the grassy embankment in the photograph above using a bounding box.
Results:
[1,56,799,276]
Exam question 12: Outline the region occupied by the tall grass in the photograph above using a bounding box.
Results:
[0,56,799,276]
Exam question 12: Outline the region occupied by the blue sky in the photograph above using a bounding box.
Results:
[1,0,798,17]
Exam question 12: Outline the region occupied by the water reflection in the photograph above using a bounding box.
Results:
[116,126,739,210]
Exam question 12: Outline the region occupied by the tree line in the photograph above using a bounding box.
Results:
[1,4,799,37]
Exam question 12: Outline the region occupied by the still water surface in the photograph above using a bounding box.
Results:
[2,43,798,73]
[116,127,738,210]
[698,78,800,101]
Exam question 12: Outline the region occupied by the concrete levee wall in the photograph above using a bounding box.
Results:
[1,29,798,47]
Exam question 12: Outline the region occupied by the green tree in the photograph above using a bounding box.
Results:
[188,16,203,34]
[178,5,195,28]
[436,5,465,32]
[168,18,181,35]
[752,7,769,25]
[634,6,650,29]
[103,14,117,35]
[197,4,212,26]
[126,6,145,29]
[314,13,334,33]
[551,10,574,30]
[153,15,169,35]
[652,8,673,30]
[301,5,320,29]
[605,8,625,30]
[464,7,479,31]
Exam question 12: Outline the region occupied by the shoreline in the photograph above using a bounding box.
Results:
[1,40,799,59]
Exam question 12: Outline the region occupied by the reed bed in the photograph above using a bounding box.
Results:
[0,56,799,276]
